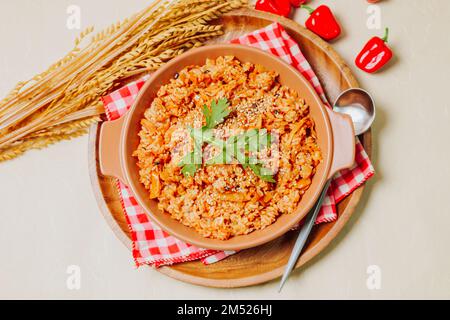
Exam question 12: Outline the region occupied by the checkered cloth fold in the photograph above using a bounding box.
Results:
[101,23,374,268]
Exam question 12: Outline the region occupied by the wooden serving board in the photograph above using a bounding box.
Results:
[88,8,372,288]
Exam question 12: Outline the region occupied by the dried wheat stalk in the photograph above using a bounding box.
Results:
[0,0,247,162]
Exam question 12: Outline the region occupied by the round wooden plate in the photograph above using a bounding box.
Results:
[88,8,372,288]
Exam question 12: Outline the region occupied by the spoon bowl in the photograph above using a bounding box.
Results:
[333,88,376,136]
[279,87,376,292]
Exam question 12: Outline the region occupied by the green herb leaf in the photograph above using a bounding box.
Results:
[205,150,233,166]
[248,163,276,183]
[180,162,198,177]
[178,98,276,182]
[203,98,231,129]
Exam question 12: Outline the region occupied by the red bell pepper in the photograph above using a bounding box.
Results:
[255,0,291,18]
[289,0,308,8]
[355,28,393,73]
[301,5,341,41]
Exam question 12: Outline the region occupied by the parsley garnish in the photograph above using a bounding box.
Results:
[178,98,276,183]
[180,162,199,177]
[179,143,202,177]
[248,164,276,183]
[202,98,231,129]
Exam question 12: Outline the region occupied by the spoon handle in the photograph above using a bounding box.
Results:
[278,179,332,292]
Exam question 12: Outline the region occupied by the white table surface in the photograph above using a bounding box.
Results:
[1,0,450,300]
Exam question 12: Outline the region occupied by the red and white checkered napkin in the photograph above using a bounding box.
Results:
[101,23,374,268]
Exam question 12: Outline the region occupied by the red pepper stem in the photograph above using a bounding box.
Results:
[381,27,390,43]
[301,5,315,15]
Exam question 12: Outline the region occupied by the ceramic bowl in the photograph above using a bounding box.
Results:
[99,44,355,251]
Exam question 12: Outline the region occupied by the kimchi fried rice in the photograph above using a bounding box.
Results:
[133,56,322,240]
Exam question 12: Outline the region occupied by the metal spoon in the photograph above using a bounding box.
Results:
[333,88,376,136]
[278,88,376,292]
